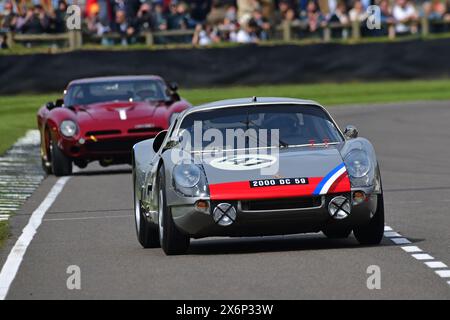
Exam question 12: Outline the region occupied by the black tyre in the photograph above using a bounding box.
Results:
[41,130,52,175]
[353,193,385,245]
[50,140,72,176]
[323,228,352,239]
[133,167,160,248]
[158,166,190,255]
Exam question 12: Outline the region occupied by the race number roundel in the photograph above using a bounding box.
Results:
[209,154,277,171]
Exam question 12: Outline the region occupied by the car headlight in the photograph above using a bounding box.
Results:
[169,112,180,125]
[344,150,370,178]
[172,164,208,197]
[60,120,78,138]
[173,164,201,188]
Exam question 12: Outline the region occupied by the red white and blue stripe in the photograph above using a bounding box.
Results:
[313,163,348,195]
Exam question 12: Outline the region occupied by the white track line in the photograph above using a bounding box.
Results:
[385,225,450,289]
[425,261,448,269]
[435,270,450,278]
[401,246,422,253]
[0,177,70,300]
[391,238,411,245]
[411,253,435,261]
[384,231,402,237]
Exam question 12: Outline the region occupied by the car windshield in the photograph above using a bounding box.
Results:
[65,79,169,105]
[177,104,344,150]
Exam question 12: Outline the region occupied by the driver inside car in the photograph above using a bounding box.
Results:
[262,113,312,146]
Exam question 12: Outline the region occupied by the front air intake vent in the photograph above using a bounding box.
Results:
[241,196,322,211]
[128,127,163,134]
[86,130,121,136]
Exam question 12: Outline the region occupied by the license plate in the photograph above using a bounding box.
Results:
[249,178,309,188]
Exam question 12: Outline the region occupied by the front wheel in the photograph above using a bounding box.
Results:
[41,129,53,175]
[50,140,72,176]
[135,202,160,248]
[158,166,190,255]
[353,193,385,245]
[134,170,160,248]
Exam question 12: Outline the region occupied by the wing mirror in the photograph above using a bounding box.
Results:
[167,82,180,102]
[46,101,56,110]
[153,130,168,153]
[168,82,178,92]
[344,125,358,139]
[164,136,181,150]
[46,99,64,110]
[55,99,64,107]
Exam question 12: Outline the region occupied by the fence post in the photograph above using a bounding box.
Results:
[68,30,82,50]
[388,23,396,39]
[351,20,361,40]
[323,25,331,42]
[68,30,75,50]
[6,31,14,48]
[76,30,83,48]
[421,15,429,37]
[282,20,291,42]
[144,30,154,46]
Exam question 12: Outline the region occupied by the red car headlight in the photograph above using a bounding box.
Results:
[60,120,78,138]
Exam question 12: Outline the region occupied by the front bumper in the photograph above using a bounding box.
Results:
[58,132,159,160]
[169,192,378,238]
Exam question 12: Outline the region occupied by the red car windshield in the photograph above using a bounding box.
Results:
[64,80,169,106]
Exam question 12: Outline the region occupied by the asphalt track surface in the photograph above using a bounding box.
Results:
[1,101,450,299]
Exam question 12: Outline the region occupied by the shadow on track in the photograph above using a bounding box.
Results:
[72,168,132,176]
[186,234,424,255]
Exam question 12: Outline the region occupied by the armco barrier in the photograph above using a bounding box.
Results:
[1,38,450,94]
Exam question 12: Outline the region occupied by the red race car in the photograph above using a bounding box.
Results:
[37,75,191,176]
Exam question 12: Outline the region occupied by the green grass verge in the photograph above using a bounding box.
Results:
[0,221,10,247]
[181,79,450,106]
[1,79,450,155]
[0,93,60,155]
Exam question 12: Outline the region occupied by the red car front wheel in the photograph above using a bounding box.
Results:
[50,140,72,176]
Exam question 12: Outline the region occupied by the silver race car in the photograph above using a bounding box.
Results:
[132,98,384,255]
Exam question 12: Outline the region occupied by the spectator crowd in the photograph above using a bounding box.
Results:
[1,0,450,47]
